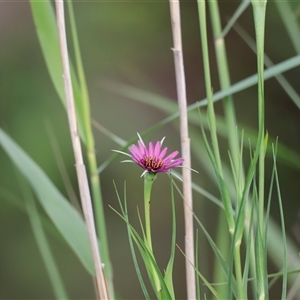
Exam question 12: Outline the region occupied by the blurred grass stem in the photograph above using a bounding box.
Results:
[55,1,108,299]
[197,0,245,298]
[208,1,246,297]
[169,1,196,299]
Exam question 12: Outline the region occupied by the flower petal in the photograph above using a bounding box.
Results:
[129,144,141,160]
[158,146,168,160]
[138,140,146,156]
[167,158,184,168]
[163,150,179,163]
[148,142,154,157]
[154,141,161,157]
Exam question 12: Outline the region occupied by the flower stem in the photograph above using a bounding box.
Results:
[144,172,161,294]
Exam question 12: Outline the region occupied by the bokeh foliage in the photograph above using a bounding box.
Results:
[1,1,300,299]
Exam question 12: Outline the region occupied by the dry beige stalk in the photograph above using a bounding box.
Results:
[55,1,108,299]
[169,1,196,299]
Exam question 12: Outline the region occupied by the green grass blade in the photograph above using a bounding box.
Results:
[275,1,300,53]
[189,206,237,296]
[197,0,223,177]
[29,0,85,142]
[112,181,173,299]
[213,211,230,299]
[233,23,300,109]
[29,1,64,101]
[208,0,240,180]
[0,128,94,275]
[254,218,268,299]
[19,174,68,299]
[177,245,220,299]
[268,218,300,298]
[243,195,256,296]
[252,1,268,297]
[113,182,151,300]
[198,108,235,235]
[110,204,173,299]
[195,230,201,299]
[272,143,287,298]
[102,53,300,113]
[164,176,176,300]
[221,0,250,37]
[102,77,300,171]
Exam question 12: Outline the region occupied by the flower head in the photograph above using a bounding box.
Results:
[114,134,184,177]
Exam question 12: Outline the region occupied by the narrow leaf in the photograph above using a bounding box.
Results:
[0,128,93,275]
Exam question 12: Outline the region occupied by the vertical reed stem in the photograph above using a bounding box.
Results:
[55,1,108,299]
[169,2,196,299]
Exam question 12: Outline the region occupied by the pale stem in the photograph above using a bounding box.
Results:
[169,1,196,299]
[55,1,108,299]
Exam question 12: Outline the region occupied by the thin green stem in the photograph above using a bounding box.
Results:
[196,0,235,235]
[144,172,160,294]
[198,1,247,298]
[144,177,154,253]
[234,243,245,299]
[208,0,240,178]
[252,1,268,298]
[252,0,267,239]
[213,211,230,299]
[197,0,222,175]
[208,3,248,296]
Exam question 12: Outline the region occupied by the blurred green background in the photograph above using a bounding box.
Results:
[1,1,300,299]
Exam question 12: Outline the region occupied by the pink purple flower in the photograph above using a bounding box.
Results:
[113,134,184,177]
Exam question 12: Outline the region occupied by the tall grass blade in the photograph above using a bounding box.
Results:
[252,0,268,298]
[164,176,176,300]
[113,182,151,300]
[222,0,250,37]
[177,245,220,299]
[233,23,300,109]
[0,128,94,275]
[19,174,68,299]
[110,204,173,299]
[29,0,86,141]
[275,1,300,53]
[272,143,287,298]
[195,230,201,299]
[102,53,300,113]
[102,77,300,171]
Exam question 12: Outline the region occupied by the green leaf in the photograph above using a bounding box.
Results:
[29,0,64,101]
[0,128,94,275]
[19,175,68,299]
[29,0,86,143]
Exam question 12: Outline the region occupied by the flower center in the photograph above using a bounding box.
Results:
[143,156,165,171]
